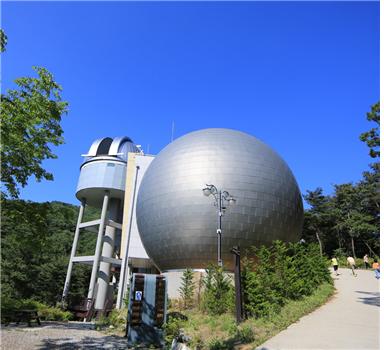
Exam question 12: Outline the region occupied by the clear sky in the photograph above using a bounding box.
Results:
[2,1,379,206]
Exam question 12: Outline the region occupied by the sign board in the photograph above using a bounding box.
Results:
[135,291,143,301]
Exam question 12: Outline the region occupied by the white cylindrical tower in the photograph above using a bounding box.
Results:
[62,136,140,313]
[76,136,138,206]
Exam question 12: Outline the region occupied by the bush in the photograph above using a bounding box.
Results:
[236,323,255,343]
[201,265,234,315]
[163,314,186,346]
[208,338,227,350]
[242,246,284,318]
[1,298,72,322]
[38,305,72,321]
[95,308,127,331]
[179,268,195,309]
[242,241,332,319]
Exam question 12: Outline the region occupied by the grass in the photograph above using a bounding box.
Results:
[247,282,335,347]
[167,282,335,350]
[95,308,127,333]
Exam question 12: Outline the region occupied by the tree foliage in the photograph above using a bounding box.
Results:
[0,29,7,52]
[242,241,331,319]
[303,102,380,258]
[303,188,333,255]
[1,67,69,197]
[179,268,195,309]
[202,265,234,315]
[1,199,99,306]
[360,102,380,159]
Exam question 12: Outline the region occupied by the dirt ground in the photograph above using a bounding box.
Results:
[0,321,128,349]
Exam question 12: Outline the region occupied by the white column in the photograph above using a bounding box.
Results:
[87,191,109,300]
[62,199,86,303]
[116,165,140,309]
[95,199,121,310]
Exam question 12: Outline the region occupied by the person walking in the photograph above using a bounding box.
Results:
[372,259,380,279]
[363,254,370,269]
[331,256,340,276]
[347,256,357,276]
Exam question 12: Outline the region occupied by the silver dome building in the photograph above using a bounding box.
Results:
[136,128,303,271]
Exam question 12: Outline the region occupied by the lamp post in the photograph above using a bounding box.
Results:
[202,184,235,267]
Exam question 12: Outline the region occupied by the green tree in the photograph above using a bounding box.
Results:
[358,102,380,255]
[302,103,380,258]
[303,188,334,255]
[360,102,380,159]
[0,29,7,52]
[242,242,331,319]
[179,268,195,309]
[202,265,234,315]
[333,183,377,258]
[1,199,98,306]
[1,67,68,197]
[356,174,380,255]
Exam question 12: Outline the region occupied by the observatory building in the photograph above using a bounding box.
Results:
[62,136,157,311]
[63,129,303,310]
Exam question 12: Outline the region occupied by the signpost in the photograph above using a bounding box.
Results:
[231,246,244,324]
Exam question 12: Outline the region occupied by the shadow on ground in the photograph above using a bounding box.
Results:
[355,291,380,307]
[41,322,97,330]
[1,321,96,331]
[37,335,128,349]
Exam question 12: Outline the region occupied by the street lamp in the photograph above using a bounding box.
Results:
[202,184,236,267]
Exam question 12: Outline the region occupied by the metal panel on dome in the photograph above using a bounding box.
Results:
[85,137,113,157]
[109,136,139,158]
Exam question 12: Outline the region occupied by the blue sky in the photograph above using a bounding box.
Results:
[2,1,379,206]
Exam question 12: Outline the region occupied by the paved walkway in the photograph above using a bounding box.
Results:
[256,268,380,350]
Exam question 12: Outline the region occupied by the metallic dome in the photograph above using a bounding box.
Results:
[136,128,303,271]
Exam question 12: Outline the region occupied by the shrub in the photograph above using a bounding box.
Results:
[95,308,127,331]
[38,305,72,321]
[208,338,227,350]
[1,298,72,322]
[201,264,234,315]
[163,314,186,346]
[242,245,285,318]
[179,268,195,309]
[242,241,332,319]
[236,323,255,343]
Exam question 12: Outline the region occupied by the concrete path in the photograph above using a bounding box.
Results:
[256,268,380,350]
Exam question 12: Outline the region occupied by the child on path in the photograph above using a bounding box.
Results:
[372,259,380,279]
[363,254,370,269]
[331,256,340,276]
[347,256,357,276]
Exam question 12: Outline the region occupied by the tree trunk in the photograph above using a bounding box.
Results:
[316,231,323,256]
[363,240,378,257]
[351,236,356,259]
[337,229,342,250]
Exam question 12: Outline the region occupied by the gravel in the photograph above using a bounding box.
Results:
[0,322,128,349]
